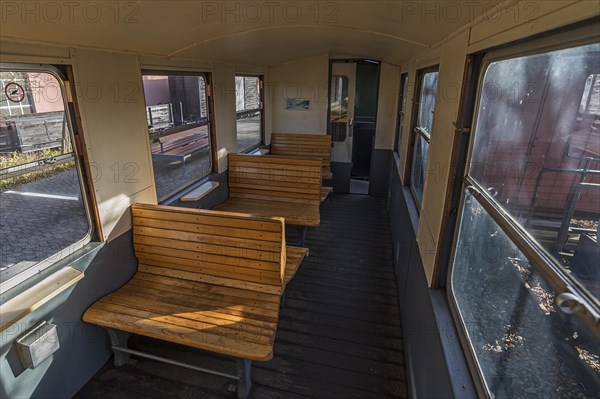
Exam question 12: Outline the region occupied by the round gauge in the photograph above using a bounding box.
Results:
[4,82,25,103]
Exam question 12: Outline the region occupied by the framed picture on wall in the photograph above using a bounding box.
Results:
[285,98,310,111]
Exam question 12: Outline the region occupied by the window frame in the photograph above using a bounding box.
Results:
[141,70,215,202]
[394,73,409,155]
[0,63,94,294]
[235,74,264,154]
[446,27,600,398]
[408,64,439,210]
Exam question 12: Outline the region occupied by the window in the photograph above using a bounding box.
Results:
[0,66,91,289]
[329,75,349,142]
[394,73,409,154]
[410,67,439,206]
[450,42,600,398]
[235,76,262,153]
[141,73,212,201]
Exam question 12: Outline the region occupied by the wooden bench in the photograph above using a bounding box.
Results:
[215,154,321,246]
[83,203,308,398]
[152,134,209,164]
[271,133,333,181]
[271,133,334,201]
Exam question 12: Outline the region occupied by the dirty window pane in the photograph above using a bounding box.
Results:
[469,43,600,300]
[142,74,211,201]
[417,71,439,135]
[451,196,599,398]
[411,69,439,207]
[329,75,349,142]
[0,69,90,281]
[236,76,262,153]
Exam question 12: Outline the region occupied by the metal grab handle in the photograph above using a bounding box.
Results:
[556,292,583,315]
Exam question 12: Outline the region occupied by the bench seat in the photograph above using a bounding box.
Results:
[83,270,279,361]
[271,133,333,181]
[83,203,308,397]
[215,198,320,227]
[151,134,209,163]
[215,154,322,243]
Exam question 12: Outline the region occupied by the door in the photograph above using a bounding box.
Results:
[329,63,356,165]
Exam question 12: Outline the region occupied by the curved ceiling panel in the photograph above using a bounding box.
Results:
[0,1,503,65]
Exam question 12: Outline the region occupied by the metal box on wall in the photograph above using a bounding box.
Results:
[16,321,60,369]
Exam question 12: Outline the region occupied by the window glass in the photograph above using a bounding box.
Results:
[411,136,429,205]
[469,43,600,299]
[451,41,600,399]
[417,71,439,134]
[0,69,90,282]
[329,75,349,142]
[451,197,599,398]
[395,73,409,154]
[410,69,439,206]
[235,76,262,153]
[142,74,211,201]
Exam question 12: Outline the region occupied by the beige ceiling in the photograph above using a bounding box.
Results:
[0,1,503,65]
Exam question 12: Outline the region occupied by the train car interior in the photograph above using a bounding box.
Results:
[0,1,599,398]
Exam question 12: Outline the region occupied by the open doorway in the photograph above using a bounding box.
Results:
[328,60,380,194]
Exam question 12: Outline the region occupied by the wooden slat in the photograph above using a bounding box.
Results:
[216,198,320,227]
[133,204,284,232]
[271,133,333,181]
[133,226,282,253]
[285,246,309,286]
[135,255,282,286]
[133,273,281,305]
[133,235,280,263]
[97,295,277,337]
[123,278,280,319]
[133,243,281,272]
[82,306,274,361]
[133,217,283,242]
[139,264,283,295]
[89,301,273,344]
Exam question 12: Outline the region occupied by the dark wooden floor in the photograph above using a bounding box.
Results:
[75,194,407,399]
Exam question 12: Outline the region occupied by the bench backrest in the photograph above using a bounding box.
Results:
[270,133,332,175]
[131,203,286,295]
[227,153,321,207]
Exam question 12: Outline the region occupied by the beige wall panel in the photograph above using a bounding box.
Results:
[138,55,212,72]
[270,55,329,135]
[374,62,400,150]
[211,62,237,172]
[416,209,439,283]
[0,39,70,64]
[417,30,469,286]
[70,48,156,241]
[415,47,441,70]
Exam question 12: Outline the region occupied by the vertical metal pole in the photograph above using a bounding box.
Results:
[298,226,308,247]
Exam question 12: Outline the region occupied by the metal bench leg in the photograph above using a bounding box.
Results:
[106,328,132,366]
[235,358,252,399]
[297,226,308,247]
[280,292,287,307]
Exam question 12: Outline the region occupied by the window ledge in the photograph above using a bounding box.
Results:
[179,181,219,202]
[0,266,84,332]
